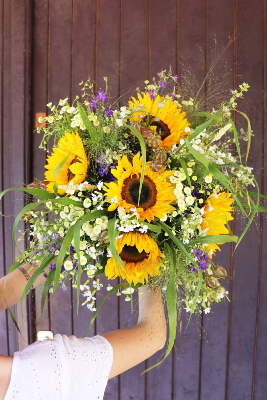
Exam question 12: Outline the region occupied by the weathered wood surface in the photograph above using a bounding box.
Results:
[0,0,266,398]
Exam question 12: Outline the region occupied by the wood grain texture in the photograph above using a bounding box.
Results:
[200,1,234,398]
[0,0,9,357]
[149,0,177,80]
[48,0,73,337]
[227,1,264,398]
[173,2,206,398]
[120,0,149,101]
[252,2,267,398]
[72,0,95,99]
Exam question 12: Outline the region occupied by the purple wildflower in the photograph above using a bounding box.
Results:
[168,70,172,75]
[98,165,109,177]
[104,107,113,118]
[97,90,106,102]
[158,72,163,78]
[90,98,98,111]
[148,89,155,100]
[172,93,176,100]
[159,81,166,89]
[190,248,210,273]
[173,75,179,82]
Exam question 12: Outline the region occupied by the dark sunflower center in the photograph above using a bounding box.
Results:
[67,156,80,181]
[143,115,171,141]
[120,245,149,263]
[121,175,157,210]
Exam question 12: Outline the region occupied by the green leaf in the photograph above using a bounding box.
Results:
[235,110,252,162]
[178,117,215,153]
[73,220,83,312]
[186,139,209,169]
[0,187,56,202]
[125,125,147,205]
[236,179,260,248]
[21,254,55,313]
[53,152,71,195]
[137,220,162,234]
[158,221,202,316]
[228,117,242,163]
[41,270,55,316]
[107,216,129,277]
[144,242,177,372]
[77,102,98,142]
[180,158,191,187]
[186,234,238,246]
[246,191,267,200]
[54,210,109,291]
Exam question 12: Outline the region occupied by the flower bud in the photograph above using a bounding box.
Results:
[205,276,219,289]
[214,266,227,279]
[150,159,163,172]
[147,132,161,148]
[154,149,167,163]
[216,286,226,297]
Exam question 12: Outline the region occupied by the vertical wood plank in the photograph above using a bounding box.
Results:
[72,0,95,99]
[173,1,206,398]
[251,1,267,398]
[71,0,96,341]
[227,1,263,398]
[94,2,121,399]
[200,1,234,398]
[2,0,18,356]
[0,0,9,357]
[119,1,149,398]
[48,0,73,337]
[32,0,50,336]
[146,2,177,398]
[149,0,177,80]
[120,0,149,100]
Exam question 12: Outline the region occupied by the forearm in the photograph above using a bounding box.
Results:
[103,285,166,378]
[0,263,46,312]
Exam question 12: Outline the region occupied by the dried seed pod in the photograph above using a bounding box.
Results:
[154,148,167,163]
[150,159,163,172]
[205,276,219,289]
[140,128,154,141]
[215,286,226,297]
[147,132,161,148]
[214,266,227,279]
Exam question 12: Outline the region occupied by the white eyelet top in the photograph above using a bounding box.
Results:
[5,334,113,400]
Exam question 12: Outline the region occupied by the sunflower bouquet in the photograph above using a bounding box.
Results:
[1,70,266,363]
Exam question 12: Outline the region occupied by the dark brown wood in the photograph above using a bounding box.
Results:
[226,1,264,398]
[200,1,234,398]
[252,1,267,398]
[48,0,73,337]
[0,0,9,357]
[32,0,50,333]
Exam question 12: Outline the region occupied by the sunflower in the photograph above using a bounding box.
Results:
[105,232,162,284]
[45,132,88,195]
[103,153,176,222]
[129,92,190,150]
[201,192,234,256]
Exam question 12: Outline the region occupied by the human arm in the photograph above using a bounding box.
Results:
[0,262,46,313]
[103,284,167,379]
[0,356,13,400]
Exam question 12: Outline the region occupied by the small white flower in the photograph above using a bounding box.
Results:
[107,284,113,291]
[97,181,104,190]
[115,118,123,127]
[185,196,194,206]
[93,225,101,235]
[204,175,212,183]
[64,260,73,271]
[184,306,191,312]
[204,307,211,314]
[80,255,87,266]
[83,198,91,208]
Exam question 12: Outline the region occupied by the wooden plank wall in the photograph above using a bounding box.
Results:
[0,0,266,399]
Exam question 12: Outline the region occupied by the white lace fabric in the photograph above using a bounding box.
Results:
[5,334,113,400]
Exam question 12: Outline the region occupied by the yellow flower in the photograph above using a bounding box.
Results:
[103,153,176,222]
[45,132,88,194]
[201,192,234,256]
[129,92,190,150]
[105,232,162,285]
